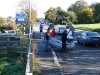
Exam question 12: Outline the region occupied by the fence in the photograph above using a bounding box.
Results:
[0,35,33,75]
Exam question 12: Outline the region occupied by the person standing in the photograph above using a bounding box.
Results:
[61,29,67,53]
[51,28,56,38]
[44,28,50,52]
[39,23,43,37]
[67,26,74,42]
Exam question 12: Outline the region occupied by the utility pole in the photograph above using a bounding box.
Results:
[28,0,33,74]
[29,0,31,51]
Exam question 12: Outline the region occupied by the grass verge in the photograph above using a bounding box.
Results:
[0,36,28,75]
[73,23,100,32]
[33,55,41,75]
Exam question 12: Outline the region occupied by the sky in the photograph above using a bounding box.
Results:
[0,0,100,18]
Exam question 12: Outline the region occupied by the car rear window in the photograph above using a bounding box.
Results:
[87,32,100,36]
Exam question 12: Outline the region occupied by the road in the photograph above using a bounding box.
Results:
[34,23,100,75]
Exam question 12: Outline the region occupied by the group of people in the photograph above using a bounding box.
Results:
[39,22,75,52]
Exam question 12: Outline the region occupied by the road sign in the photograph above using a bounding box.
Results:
[16,13,26,24]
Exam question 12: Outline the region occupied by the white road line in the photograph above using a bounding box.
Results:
[51,48,60,67]
[51,48,64,75]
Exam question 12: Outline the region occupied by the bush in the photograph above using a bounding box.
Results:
[1,61,26,75]
[0,25,12,30]
[0,54,27,75]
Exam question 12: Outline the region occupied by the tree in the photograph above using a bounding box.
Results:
[17,0,37,26]
[0,17,6,26]
[45,7,57,23]
[68,0,89,23]
[45,7,77,24]
[89,2,98,10]
[67,11,77,23]
[93,3,100,23]
[79,8,94,23]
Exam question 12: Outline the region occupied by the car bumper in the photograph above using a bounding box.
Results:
[85,40,100,45]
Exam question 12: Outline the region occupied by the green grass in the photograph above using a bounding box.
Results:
[56,23,100,32]
[0,58,8,72]
[0,37,28,75]
[73,23,100,32]
[33,55,41,75]
[0,56,27,75]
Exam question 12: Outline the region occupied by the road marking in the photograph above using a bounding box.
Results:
[51,48,65,75]
[51,48,58,64]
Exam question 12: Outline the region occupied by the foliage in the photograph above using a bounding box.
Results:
[0,53,27,75]
[33,55,41,75]
[0,57,26,75]
[93,3,100,23]
[45,7,57,23]
[0,17,7,26]
[68,0,89,23]
[67,11,77,23]
[45,7,77,24]
[17,0,38,27]
[0,58,8,71]
[0,25,13,30]
[89,2,98,10]
[0,37,28,75]
[8,22,17,30]
[79,7,94,23]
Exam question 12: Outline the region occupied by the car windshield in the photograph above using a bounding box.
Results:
[87,32,100,36]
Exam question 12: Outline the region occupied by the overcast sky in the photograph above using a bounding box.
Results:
[0,0,100,18]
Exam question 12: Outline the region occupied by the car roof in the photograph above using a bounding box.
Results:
[59,26,66,28]
[83,31,97,33]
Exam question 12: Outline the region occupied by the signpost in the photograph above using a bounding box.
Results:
[16,13,26,35]
[16,13,26,24]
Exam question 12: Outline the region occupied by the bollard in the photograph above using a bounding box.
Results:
[29,53,33,73]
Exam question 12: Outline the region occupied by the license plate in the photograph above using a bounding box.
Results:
[93,39,98,40]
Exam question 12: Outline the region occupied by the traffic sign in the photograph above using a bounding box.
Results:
[16,13,26,24]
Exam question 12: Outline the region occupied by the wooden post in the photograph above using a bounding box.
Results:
[7,37,10,51]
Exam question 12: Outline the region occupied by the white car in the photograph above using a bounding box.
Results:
[55,26,66,35]
[66,23,72,29]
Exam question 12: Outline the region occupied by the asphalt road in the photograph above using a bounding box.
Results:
[34,23,100,75]
[54,27,100,75]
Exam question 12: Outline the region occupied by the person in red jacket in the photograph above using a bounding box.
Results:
[51,28,56,38]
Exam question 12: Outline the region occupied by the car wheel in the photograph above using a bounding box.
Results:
[77,39,80,43]
[82,40,86,46]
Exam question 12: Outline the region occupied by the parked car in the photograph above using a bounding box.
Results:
[55,26,66,35]
[77,31,100,46]
[66,23,72,29]
[48,23,54,29]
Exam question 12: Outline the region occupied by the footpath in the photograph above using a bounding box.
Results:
[33,26,61,75]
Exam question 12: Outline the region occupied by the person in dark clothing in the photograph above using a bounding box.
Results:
[44,28,50,52]
[61,29,67,52]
